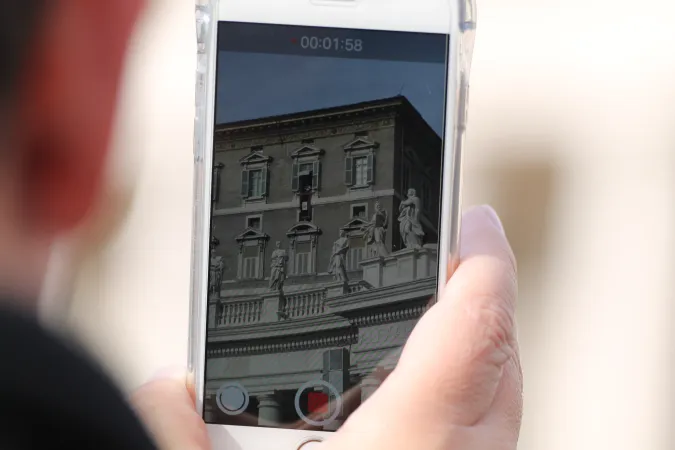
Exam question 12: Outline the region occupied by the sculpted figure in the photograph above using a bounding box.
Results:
[398,188,425,249]
[362,201,389,257]
[328,230,350,282]
[268,241,287,291]
[209,255,224,294]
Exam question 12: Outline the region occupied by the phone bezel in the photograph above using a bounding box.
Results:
[190,0,471,447]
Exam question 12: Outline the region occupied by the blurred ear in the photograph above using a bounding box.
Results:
[13,0,145,236]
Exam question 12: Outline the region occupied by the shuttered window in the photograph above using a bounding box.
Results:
[241,168,267,198]
[345,153,374,187]
[294,242,312,275]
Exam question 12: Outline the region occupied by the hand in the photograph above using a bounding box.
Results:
[132,369,210,450]
[323,205,522,449]
[132,205,521,450]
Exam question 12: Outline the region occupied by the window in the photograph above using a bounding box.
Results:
[291,144,324,193]
[287,223,320,276]
[294,242,312,275]
[246,215,262,230]
[248,169,264,197]
[354,157,368,186]
[235,227,269,280]
[343,136,378,189]
[292,160,321,193]
[239,150,271,201]
[345,154,374,187]
[347,237,365,271]
[242,245,259,279]
[212,162,224,203]
[351,204,367,219]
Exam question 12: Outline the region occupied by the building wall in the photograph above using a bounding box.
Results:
[211,109,409,284]
[212,195,399,283]
[213,117,398,211]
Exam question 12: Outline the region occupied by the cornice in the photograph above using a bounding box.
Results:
[206,298,429,358]
[214,117,394,152]
[208,314,352,343]
[349,302,429,327]
[327,277,436,314]
[214,97,407,136]
[206,328,358,358]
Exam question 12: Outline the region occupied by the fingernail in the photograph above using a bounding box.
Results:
[150,366,187,382]
[480,205,505,234]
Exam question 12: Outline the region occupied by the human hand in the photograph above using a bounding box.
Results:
[132,369,210,450]
[132,205,521,450]
[323,205,522,449]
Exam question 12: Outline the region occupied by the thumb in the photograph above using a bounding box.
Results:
[327,206,521,449]
[131,367,210,450]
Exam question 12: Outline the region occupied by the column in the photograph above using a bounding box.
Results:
[257,393,281,426]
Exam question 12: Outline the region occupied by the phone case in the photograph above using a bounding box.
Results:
[190,0,476,423]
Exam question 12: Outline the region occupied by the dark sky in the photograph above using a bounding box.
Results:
[216,52,447,135]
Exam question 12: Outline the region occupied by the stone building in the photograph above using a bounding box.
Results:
[205,96,443,429]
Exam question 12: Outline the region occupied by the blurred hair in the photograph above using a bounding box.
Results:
[1,1,47,101]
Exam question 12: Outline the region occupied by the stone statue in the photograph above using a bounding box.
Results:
[398,188,425,249]
[210,235,220,251]
[268,241,287,291]
[209,254,224,294]
[328,230,350,282]
[362,201,389,257]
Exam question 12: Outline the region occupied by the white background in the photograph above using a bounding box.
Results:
[56,1,675,449]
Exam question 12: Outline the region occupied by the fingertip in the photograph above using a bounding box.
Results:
[460,206,515,271]
[132,366,195,417]
[479,205,505,234]
[149,365,188,383]
[463,205,505,235]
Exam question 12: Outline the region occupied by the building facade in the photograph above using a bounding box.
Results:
[205,96,443,429]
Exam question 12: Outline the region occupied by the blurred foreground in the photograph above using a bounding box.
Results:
[50,1,675,449]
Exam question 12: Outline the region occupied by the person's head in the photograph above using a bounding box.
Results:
[407,188,416,198]
[275,241,281,249]
[0,0,144,305]
[375,201,381,211]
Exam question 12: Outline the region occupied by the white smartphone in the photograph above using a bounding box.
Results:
[190,0,476,448]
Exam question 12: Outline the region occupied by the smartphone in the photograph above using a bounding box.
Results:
[190,0,476,448]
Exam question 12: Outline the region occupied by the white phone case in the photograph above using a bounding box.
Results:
[191,1,476,447]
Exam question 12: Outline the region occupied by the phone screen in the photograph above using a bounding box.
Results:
[205,21,449,431]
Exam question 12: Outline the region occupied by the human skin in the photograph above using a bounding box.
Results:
[133,206,522,450]
[0,1,521,446]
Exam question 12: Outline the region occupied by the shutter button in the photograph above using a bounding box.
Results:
[297,438,324,449]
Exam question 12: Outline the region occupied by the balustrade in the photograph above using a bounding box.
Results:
[281,290,326,318]
[218,280,371,326]
[219,299,263,325]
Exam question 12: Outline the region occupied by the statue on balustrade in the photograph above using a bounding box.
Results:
[268,241,287,291]
[362,200,389,257]
[328,230,350,282]
[209,254,224,294]
[398,188,425,250]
